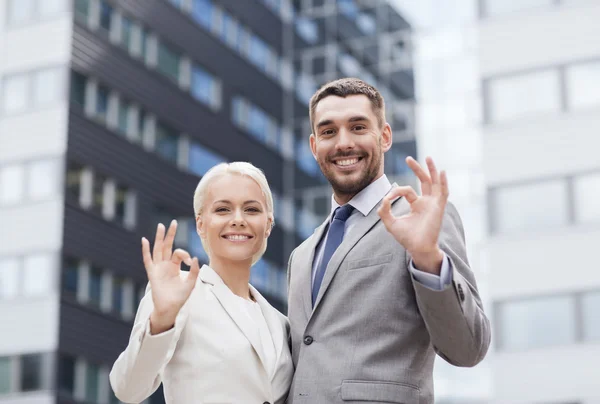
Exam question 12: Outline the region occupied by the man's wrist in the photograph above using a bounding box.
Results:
[410,247,444,275]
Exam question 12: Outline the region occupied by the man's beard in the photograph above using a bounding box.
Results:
[318,147,382,198]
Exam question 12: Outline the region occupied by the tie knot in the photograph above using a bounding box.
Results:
[333,204,354,222]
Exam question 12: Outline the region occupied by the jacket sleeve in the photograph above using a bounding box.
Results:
[109,283,188,403]
[410,201,491,367]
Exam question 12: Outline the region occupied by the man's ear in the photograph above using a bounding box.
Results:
[381,123,393,152]
[309,133,317,160]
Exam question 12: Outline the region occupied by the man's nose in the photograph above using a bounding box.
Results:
[336,128,355,150]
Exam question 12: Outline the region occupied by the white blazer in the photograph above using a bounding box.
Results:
[110,265,293,404]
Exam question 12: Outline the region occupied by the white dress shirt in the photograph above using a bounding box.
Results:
[312,174,452,291]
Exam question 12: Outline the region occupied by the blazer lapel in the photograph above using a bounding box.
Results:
[199,266,267,370]
[312,186,407,311]
[250,285,283,380]
[300,220,329,319]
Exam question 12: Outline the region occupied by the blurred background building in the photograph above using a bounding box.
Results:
[0,0,416,403]
[477,1,600,403]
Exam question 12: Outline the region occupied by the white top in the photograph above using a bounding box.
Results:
[235,294,277,378]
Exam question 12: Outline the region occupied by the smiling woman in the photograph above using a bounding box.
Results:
[109,162,293,404]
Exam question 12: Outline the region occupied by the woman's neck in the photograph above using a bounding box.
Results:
[209,257,253,300]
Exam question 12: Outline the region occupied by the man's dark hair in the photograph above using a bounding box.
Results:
[309,77,386,133]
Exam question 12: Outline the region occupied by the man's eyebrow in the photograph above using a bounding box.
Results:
[316,119,334,129]
[348,115,369,123]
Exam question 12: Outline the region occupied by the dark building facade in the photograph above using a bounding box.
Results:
[0,1,414,403]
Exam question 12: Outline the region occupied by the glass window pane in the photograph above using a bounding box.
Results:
[114,184,127,226]
[85,363,99,402]
[295,17,318,44]
[70,71,87,107]
[484,0,554,17]
[567,61,600,110]
[157,43,181,83]
[28,159,61,201]
[33,68,63,105]
[0,165,25,205]
[20,354,42,392]
[58,355,75,395]
[574,172,600,224]
[2,74,29,113]
[121,16,133,52]
[92,172,107,215]
[96,85,109,121]
[191,66,215,106]
[192,0,213,29]
[0,258,20,299]
[63,258,79,298]
[7,0,35,24]
[582,290,600,342]
[0,357,10,394]
[23,253,54,297]
[117,100,130,135]
[498,295,576,351]
[66,161,84,203]
[155,123,179,163]
[140,27,149,62]
[99,0,113,31]
[74,0,90,22]
[249,36,269,71]
[112,276,124,314]
[188,143,225,176]
[493,180,568,234]
[488,70,561,123]
[89,267,102,307]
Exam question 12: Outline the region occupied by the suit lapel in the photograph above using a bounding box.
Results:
[300,220,329,319]
[199,266,267,370]
[312,185,407,311]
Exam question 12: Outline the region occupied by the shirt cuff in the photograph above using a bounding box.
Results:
[409,253,453,291]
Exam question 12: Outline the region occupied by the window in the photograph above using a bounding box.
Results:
[295,17,319,44]
[155,122,179,163]
[63,258,79,298]
[92,172,107,215]
[38,0,65,17]
[23,254,54,297]
[99,0,113,32]
[338,0,359,19]
[582,291,600,342]
[573,172,600,224]
[7,0,35,25]
[28,159,61,201]
[140,27,149,62]
[20,354,42,392]
[0,165,25,205]
[0,357,10,394]
[357,12,376,35]
[58,355,75,395]
[566,60,600,110]
[0,258,19,299]
[75,0,90,22]
[95,84,110,122]
[248,36,269,71]
[192,0,214,29]
[497,295,576,350]
[114,183,132,227]
[70,71,87,107]
[89,266,102,307]
[1,74,29,113]
[85,363,100,402]
[188,143,226,177]
[121,15,134,52]
[117,99,131,136]
[491,180,568,234]
[191,65,217,107]
[112,277,124,314]
[487,70,561,123]
[482,0,554,17]
[66,161,84,203]
[157,43,181,83]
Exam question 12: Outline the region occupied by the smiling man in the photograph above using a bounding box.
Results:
[286,78,491,404]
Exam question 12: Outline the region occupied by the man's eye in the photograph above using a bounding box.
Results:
[322,129,335,136]
[353,125,366,131]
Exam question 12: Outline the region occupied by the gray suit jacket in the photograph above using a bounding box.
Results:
[286,192,491,404]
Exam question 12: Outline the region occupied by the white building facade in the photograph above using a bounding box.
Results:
[478,1,600,403]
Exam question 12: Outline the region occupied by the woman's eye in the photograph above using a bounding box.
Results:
[246,207,260,213]
[215,207,229,213]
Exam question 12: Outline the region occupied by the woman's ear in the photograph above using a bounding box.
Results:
[196,215,204,238]
[265,217,273,237]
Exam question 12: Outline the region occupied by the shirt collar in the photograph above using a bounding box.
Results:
[330,174,392,218]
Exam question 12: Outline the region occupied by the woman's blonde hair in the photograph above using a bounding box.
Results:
[193,162,274,266]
